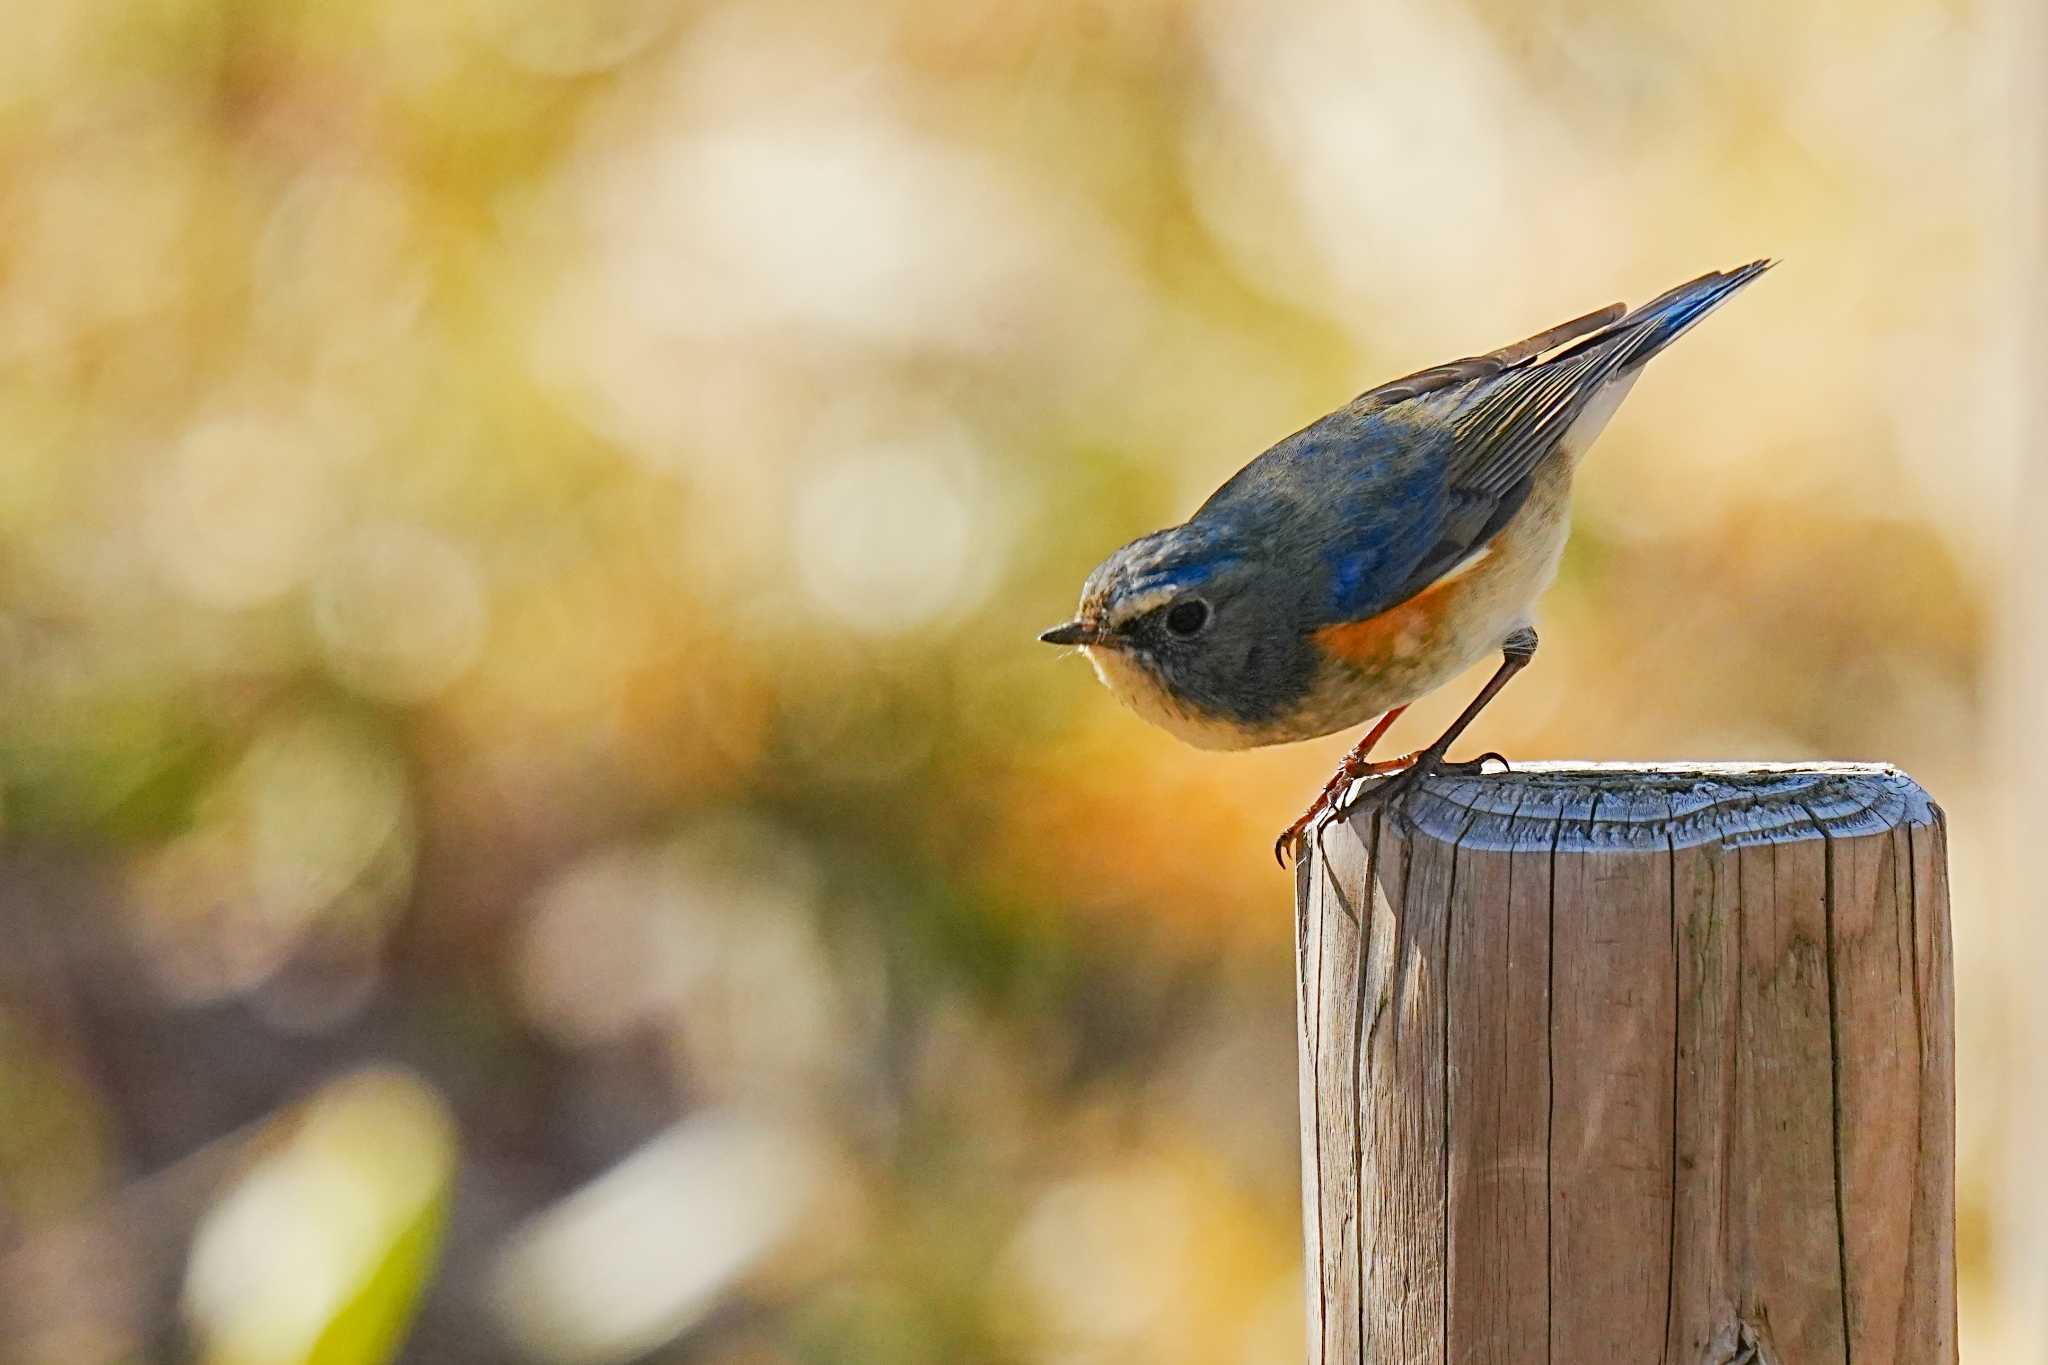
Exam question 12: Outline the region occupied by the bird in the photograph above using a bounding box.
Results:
[1039,261,1772,865]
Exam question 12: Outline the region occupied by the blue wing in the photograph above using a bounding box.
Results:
[1198,261,1772,627]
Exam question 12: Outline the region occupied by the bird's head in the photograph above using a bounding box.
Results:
[1039,522,1311,749]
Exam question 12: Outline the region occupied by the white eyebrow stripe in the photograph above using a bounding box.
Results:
[1107,583,1188,627]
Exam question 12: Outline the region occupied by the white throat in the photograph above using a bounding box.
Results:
[1081,644,1260,750]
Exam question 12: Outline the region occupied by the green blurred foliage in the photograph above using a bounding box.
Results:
[183,1070,454,1365]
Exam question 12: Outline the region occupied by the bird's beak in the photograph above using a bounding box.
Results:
[1039,620,1100,647]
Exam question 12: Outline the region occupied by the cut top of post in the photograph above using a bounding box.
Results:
[1346,761,1939,854]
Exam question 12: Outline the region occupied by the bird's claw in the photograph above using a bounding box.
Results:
[1275,751,1513,867]
[1274,830,1299,868]
[1274,751,1419,867]
[1274,811,1318,868]
[1274,783,1350,867]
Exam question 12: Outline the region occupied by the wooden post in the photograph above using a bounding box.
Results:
[1294,763,1955,1365]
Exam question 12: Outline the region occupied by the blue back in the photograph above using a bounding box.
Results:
[1190,261,1771,629]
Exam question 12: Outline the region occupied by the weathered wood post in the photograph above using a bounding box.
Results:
[1295,763,1954,1365]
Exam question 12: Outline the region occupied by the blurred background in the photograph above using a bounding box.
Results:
[0,0,2042,1360]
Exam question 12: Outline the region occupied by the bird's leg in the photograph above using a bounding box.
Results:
[1276,629,1539,866]
[1272,705,1409,866]
[1347,626,1539,815]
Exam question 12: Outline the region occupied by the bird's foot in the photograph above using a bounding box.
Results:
[1274,750,1426,867]
[1275,750,1511,867]
[1343,749,1509,817]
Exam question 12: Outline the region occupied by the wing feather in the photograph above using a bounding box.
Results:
[1442,261,1771,502]
[1325,262,1771,621]
[1346,301,1623,413]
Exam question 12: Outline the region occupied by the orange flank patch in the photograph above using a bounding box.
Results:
[1312,561,1472,668]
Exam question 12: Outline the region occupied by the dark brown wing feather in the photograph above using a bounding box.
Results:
[1348,301,1625,412]
[1483,302,1627,367]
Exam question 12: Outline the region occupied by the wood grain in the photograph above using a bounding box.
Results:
[1296,764,1954,1365]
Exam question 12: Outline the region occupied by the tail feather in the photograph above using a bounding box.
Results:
[1603,258,1775,367]
[1445,259,1773,496]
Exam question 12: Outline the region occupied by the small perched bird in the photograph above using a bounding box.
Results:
[1040,261,1772,864]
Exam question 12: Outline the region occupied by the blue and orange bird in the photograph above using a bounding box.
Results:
[1040,261,1773,864]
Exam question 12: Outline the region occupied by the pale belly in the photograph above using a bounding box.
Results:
[1267,463,1573,743]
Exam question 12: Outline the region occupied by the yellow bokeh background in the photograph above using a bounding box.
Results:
[0,0,2042,1361]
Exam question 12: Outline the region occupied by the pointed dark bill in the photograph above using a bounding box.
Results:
[1038,620,1098,646]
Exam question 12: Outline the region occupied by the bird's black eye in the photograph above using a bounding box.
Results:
[1164,598,1210,637]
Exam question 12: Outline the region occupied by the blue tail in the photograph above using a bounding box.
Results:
[1606,259,1774,367]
